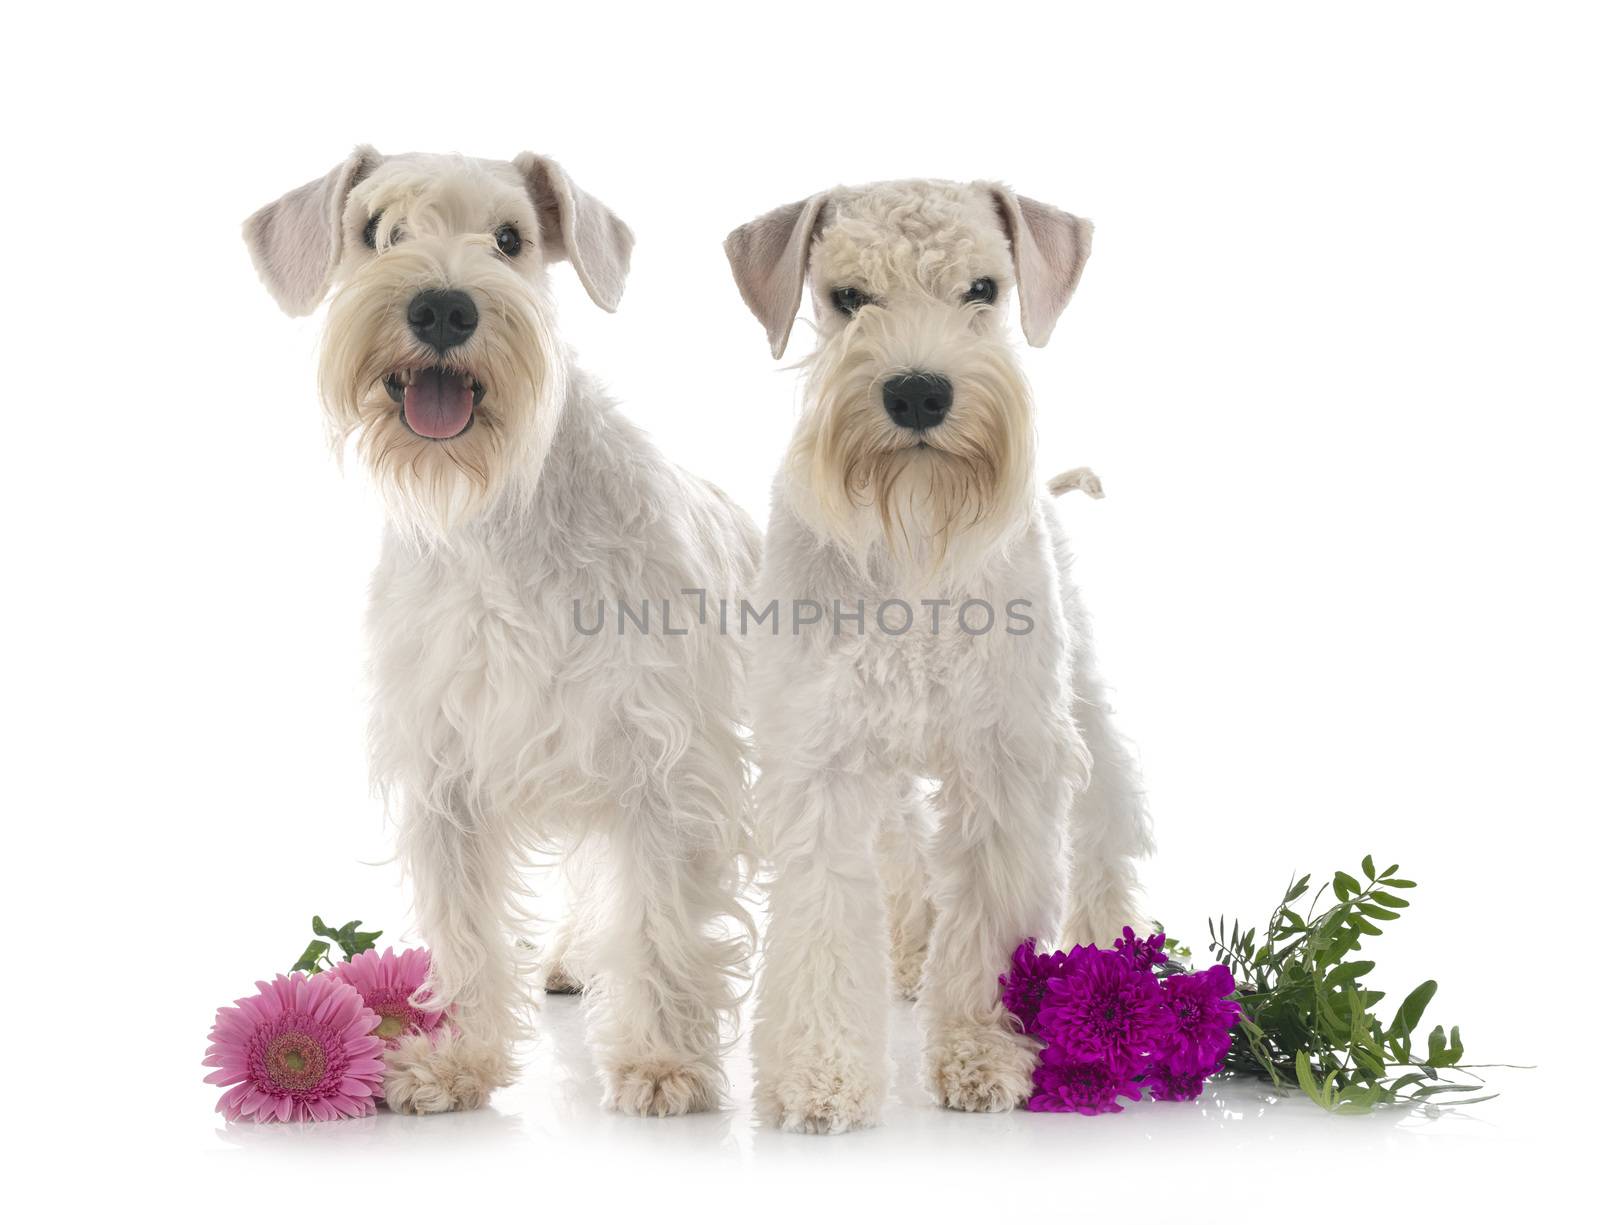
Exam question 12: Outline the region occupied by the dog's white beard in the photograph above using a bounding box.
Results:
[787,307,1036,574]
[317,250,567,541]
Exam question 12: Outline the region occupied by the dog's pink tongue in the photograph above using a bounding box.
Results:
[403,370,473,439]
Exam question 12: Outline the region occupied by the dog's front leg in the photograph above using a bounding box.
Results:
[752,758,896,1133]
[917,723,1082,1113]
[383,791,523,1114]
[583,743,748,1117]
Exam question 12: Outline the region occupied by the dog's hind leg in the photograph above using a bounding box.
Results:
[383,789,526,1114]
[1053,555,1153,949]
[879,778,935,1001]
[1060,679,1152,949]
[540,924,584,995]
[540,837,599,995]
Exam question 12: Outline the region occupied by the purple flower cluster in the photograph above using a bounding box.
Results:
[1000,929,1240,1115]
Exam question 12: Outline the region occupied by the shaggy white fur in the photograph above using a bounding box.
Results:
[246,150,758,1115]
[726,179,1152,1133]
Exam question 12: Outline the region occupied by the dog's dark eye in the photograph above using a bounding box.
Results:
[831,286,870,316]
[363,212,382,249]
[495,224,522,257]
[963,277,998,305]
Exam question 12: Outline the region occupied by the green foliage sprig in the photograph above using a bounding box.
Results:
[290,915,382,975]
[1199,857,1497,1113]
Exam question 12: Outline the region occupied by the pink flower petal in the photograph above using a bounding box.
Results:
[216,1083,251,1120]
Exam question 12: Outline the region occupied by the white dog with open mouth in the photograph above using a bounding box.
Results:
[725,179,1152,1132]
[246,149,758,1116]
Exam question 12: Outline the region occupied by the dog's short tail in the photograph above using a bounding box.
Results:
[1047,467,1105,499]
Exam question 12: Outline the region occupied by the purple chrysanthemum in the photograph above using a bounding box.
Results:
[1000,939,1071,1035]
[1142,1060,1209,1102]
[1113,926,1168,972]
[1028,1046,1146,1115]
[1157,963,1240,1076]
[1036,945,1173,1071]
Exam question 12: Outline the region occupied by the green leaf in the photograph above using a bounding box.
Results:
[1358,904,1401,921]
[1333,872,1359,901]
[1381,878,1417,889]
[1351,1045,1386,1077]
[1294,1051,1326,1105]
[297,915,384,971]
[291,939,331,975]
[1426,1025,1465,1068]
[1326,959,1376,987]
[1426,1025,1453,1066]
[1362,854,1376,879]
[1334,1082,1390,1113]
[1391,980,1438,1039]
[1369,891,1409,908]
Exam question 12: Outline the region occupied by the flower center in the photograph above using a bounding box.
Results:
[264,1031,328,1093]
[374,1009,409,1040]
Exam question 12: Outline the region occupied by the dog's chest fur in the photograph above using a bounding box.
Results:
[761,499,1075,777]
[364,370,758,823]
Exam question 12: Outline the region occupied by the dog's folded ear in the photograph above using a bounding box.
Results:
[514,155,634,313]
[724,194,831,359]
[244,146,382,316]
[988,186,1093,348]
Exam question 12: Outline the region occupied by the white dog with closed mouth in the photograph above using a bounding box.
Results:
[245,148,758,1116]
[725,180,1152,1132]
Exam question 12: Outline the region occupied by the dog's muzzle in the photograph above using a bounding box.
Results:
[384,367,486,440]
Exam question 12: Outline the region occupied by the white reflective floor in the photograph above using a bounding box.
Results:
[193,994,1564,1220]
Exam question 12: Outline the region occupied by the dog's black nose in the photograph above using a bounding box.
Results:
[882,372,953,431]
[407,289,478,352]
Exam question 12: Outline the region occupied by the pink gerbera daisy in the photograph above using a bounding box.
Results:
[328,946,447,1044]
[203,973,385,1123]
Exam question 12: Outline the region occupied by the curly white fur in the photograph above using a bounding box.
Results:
[726,179,1152,1133]
[247,150,758,1115]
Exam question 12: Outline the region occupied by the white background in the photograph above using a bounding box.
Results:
[4,1,1595,1218]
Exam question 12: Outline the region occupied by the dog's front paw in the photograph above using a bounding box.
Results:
[758,1053,885,1134]
[925,1023,1036,1114]
[383,1030,512,1115]
[603,1057,723,1117]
